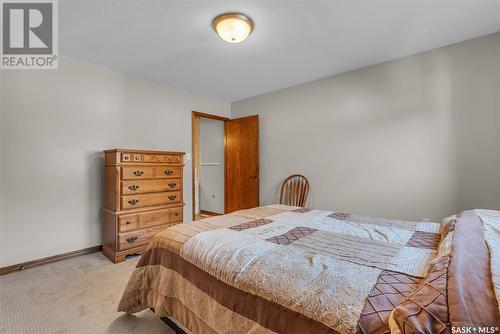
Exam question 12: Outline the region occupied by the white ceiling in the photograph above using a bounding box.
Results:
[60,1,500,102]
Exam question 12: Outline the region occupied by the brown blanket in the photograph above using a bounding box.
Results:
[118,206,500,333]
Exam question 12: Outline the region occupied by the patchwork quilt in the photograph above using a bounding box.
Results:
[118,205,500,333]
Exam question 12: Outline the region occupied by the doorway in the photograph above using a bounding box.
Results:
[191,111,259,221]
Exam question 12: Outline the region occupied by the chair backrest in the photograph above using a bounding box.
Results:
[279,174,310,207]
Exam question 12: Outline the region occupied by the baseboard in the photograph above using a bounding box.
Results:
[0,245,103,276]
[200,210,222,216]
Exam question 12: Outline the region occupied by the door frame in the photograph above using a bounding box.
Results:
[191,111,230,220]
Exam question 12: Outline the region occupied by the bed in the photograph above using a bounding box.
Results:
[118,205,500,333]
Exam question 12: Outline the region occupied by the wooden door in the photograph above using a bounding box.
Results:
[225,115,259,213]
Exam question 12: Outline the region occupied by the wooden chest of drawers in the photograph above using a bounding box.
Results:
[103,149,185,263]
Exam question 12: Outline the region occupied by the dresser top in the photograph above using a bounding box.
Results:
[104,149,185,155]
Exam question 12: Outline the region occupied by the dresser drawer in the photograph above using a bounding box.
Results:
[122,179,181,194]
[104,149,185,263]
[170,206,183,222]
[139,208,171,229]
[165,155,182,164]
[119,208,182,232]
[121,153,182,164]
[155,166,181,178]
[121,153,143,163]
[121,191,181,210]
[122,167,155,179]
[118,214,139,232]
[143,154,182,163]
[118,225,166,251]
[121,166,181,180]
[121,153,132,163]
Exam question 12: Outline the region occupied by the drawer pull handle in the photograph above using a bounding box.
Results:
[128,199,139,205]
[128,185,140,191]
[126,236,138,243]
[164,170,173,175]
[125,221,132,225]
[168,183,177,188]
[168,195,177,200]
[133,171,144,176]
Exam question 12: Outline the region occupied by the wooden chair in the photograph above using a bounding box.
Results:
[279,174,310,207]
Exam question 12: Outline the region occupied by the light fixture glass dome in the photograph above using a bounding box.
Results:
[212,13,254,43]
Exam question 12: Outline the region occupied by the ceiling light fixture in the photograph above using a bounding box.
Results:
[212,12,254,43]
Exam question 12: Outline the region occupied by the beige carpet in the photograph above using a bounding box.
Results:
[0,252,175,334]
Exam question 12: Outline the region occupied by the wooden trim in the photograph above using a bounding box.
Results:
[103,244,148,264]
[256,116,260,207]
[192,113,200,220]
[224,120,228,214]
[192,111,230,122]
[103,149,186,154]
[200,210,222,216]
[191,111,228,220]
[0,245,103,276]
[105,163,187,167]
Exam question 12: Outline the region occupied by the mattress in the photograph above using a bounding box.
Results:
[118,205,500,333]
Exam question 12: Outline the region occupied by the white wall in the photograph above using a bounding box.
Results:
[232,33,500,221]
[199,118,225,214]
[0,56,229,267]
[1,33,499,267]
